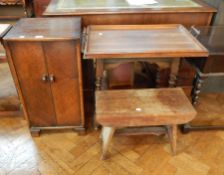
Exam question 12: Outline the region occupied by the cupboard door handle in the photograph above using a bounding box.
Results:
[41,74,48,82]
[49,74,55,83]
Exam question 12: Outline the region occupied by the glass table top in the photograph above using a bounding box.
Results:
[192,26,224,55]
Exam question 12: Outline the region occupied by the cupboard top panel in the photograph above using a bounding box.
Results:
[44,0,216,16]
[4,18,81,41]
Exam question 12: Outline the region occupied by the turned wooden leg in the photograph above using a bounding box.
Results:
[95,77,102,90]
[101,126,115,160]
[30,127,41,137]
[169,58,180,87]
[167,125,177,155]
[95,60,104,91]
[94,60,104,129]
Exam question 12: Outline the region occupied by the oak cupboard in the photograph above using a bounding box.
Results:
[3,18,85,136]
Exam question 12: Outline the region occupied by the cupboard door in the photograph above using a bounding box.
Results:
[43,41,83,126]
[9,42,56,126]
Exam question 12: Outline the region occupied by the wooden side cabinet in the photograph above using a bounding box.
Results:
[3,18,85,136]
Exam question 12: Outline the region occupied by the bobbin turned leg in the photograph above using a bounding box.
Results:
[101,126,115,160]
[169,58,180,87]
[167,125,177,155]
[191,72,205,105]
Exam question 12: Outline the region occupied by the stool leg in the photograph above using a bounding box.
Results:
[101,126,115,160]
[167,125,177,155]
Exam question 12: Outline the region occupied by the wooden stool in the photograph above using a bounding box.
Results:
[95,88,196,159]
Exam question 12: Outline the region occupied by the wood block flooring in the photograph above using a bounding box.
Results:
[0,63,20,112]
[0,93,224,175]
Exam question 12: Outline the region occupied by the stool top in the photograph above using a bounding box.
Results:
[96,88,196,127]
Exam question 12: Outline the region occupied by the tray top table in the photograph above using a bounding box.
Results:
[84,24,208,59]
[83,24,208,90]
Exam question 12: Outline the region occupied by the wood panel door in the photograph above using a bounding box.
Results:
[8,42,57,126]
[43,41,83,126]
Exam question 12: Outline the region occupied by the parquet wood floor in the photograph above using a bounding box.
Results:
[0,93,224,175]
[0,63,19,112]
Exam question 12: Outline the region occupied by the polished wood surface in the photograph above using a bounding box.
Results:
[0,93,223,174]
[96,88,196,158]
[4,17,81,41]
[96,88,196,127]
[44,41,84,126]
[84,24,208,59]
[3,18,85,134]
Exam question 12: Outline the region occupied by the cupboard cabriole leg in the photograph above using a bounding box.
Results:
[101,126,115,160]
